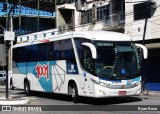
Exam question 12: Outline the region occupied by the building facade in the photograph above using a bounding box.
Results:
[0,0,56,35]
[56,0,125,33]
[125,0,160,91]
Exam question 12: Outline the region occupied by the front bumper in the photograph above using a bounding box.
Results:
[94,84,141,98]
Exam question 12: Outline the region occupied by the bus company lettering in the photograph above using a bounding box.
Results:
[36,63,49,80]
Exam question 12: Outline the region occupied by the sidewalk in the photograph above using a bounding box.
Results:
[147,91,160,96]
[0,85,29,105]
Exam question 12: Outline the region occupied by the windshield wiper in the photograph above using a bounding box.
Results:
[109,56,119,79]
[109,53,134,79]
[109,46,120,79]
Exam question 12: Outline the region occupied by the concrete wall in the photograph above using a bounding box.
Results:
[125,0,160,41]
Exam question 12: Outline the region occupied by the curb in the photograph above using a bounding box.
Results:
[0,97,29,105]
[140,91,160,97]
[0,85,29,105]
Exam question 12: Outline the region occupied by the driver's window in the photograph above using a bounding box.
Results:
[82,46,94,74]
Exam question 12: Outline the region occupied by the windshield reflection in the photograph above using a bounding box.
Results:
[93,41,140,80]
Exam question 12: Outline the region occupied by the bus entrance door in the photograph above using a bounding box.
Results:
[83,72,94,97]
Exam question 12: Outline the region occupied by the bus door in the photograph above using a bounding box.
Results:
[81,46,94,96]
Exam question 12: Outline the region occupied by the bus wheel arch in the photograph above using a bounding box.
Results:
[24,78,31,96]
[68,80,79,103]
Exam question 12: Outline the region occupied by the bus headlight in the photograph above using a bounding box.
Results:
[99,82,107,87]
[135,81,141,86]
[91,78,100,84]
[91,79,109,87]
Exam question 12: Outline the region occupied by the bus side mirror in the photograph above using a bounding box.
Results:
[82,42,97,59]
[135,43,148,59]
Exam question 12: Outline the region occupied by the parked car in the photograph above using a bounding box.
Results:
[0,73,6,85]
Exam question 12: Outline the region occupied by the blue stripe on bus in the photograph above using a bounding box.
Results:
[132,76,141,82]
[17,61,56,92]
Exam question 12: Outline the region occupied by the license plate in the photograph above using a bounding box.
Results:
[118,91,126,95]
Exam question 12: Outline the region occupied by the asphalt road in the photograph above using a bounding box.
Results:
[0,85,160,114]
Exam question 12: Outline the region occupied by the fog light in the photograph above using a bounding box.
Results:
[99,90,106,95]
[135,81,141,86]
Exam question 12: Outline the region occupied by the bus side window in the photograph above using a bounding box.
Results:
[48,42,53,60]
[74,38,91,71]
[28,45,38,62]
[48,41,61,60]
[13,48,18,62]
[18,48,24,62]
[17,47,28,62]
[38,43,48,61]
[54,41,61,60]
[61,39,76,63]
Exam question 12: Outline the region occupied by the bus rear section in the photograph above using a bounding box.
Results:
[11,38,79,95]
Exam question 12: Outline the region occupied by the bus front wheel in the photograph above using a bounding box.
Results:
[71,83,79,103]
[24,81,30,96]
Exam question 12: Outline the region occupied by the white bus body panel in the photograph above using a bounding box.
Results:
[12,31,143,98]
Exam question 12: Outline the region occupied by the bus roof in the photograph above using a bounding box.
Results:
[15,31,132,47]
[71,31,132,41]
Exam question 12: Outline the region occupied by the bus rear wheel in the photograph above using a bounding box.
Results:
[24,81,31,96]
[71,83,79,103]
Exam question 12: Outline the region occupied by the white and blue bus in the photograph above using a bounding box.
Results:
[11,31,148,103]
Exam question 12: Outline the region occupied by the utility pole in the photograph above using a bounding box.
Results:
[142,18,148,45]
[121,0,125,33]
[142,2,149,45]
[5,0,15,99]
[5,0,9,99]
[37,0,40,31]
[19,0,22,34]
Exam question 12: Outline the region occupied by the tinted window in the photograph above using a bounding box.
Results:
[38,43,48,61]
[13,39,76,63]
[49,41,61,60]
[13,47,29,62]
[28,45,38,61]
[13,48,18,62]
[61,39,75,61]
[74,38,90,72]
[49,39,76,62]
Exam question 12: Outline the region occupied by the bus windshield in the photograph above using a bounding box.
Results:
[93,41,140,80]
[75,38,141,80]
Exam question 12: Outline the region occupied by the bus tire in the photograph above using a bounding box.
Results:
[24,80,31,96]
[71,83,79,103]
[10,78,14,90]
